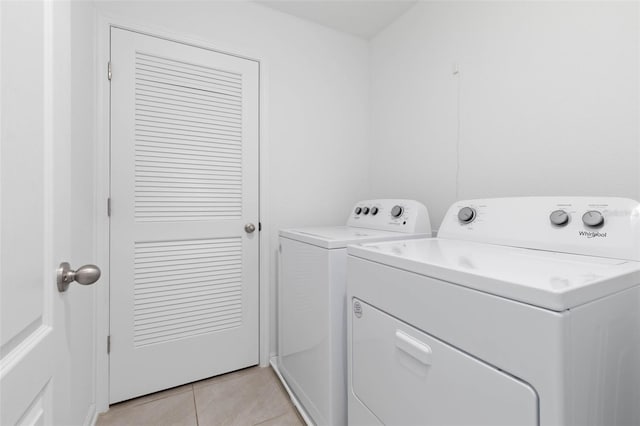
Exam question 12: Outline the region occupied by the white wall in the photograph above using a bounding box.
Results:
[370,1,640,228]
[93,0,371,358]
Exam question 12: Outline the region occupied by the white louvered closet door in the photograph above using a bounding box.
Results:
[109,28,259,403]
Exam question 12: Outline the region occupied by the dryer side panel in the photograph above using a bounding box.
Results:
[568,284,640,426]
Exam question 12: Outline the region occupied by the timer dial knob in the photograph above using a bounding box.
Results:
[549,210,569,226]
[458,207,476,224]
[390,205,404,218]
[582,210,604,227]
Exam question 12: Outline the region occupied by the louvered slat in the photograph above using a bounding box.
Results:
[133,237,243,347]
[134,51,243,221]
[136,53,242,84]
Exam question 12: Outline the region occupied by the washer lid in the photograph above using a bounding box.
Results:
[280,226,427,249]
[348,238,640,311]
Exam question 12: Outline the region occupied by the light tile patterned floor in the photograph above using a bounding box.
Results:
[97,366,305,426]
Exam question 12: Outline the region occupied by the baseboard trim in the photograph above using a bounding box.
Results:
[84,403,98,426]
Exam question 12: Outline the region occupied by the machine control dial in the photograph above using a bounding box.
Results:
[362,207,370,215]
[354,207,362,215]
[371,207,379,216]
[390,205,404,218]
[458,207,477,224]
[582,210,604,227]
[549,210,569,226]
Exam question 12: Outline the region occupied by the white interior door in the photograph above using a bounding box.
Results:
[1,1,84,424]
[109,28,260,403]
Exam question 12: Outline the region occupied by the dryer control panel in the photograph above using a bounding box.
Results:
[348,199,431,235]
[438,197,640,261]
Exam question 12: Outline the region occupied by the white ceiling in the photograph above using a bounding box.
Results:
[255,0,417,39]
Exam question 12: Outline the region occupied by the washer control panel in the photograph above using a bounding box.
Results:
[348,199,431,234]
[439,197,640,261]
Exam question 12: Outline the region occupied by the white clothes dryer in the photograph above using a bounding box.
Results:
[347,197,640,426]
[274,199,431,425]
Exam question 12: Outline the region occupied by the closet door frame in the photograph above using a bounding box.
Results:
[94,15,271,412]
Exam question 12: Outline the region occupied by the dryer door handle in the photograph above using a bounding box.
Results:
[395,330,432,365]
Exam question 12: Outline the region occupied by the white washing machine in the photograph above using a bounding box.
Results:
[347,197,640,426]
[274,199,431,425]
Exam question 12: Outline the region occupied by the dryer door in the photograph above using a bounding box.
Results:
[351,299,539,426]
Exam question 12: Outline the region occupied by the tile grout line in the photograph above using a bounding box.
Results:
[191,384,200,426]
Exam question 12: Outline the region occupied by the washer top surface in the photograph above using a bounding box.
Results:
[348,238,640,311]
[280,226,427,249]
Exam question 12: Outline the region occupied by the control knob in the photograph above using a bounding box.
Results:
[549,210,569,226]
[362,207,370,215]
[371,207,379,216]
[390,205,404,218]
[458,207,476,224]
[582,210,604,227]
[354,207,362,215]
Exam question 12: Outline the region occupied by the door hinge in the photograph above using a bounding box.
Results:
[107,198,111,217]
[107,335,111,354]
[258,222,262,231]
[107,61,112,81]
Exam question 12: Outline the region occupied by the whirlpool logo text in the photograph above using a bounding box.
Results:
[578,231,608,238]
